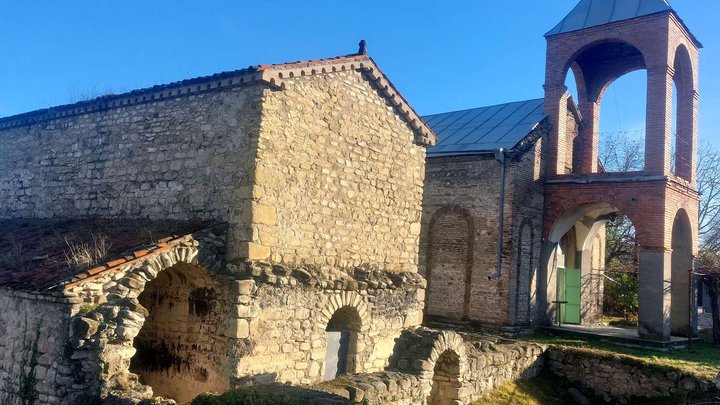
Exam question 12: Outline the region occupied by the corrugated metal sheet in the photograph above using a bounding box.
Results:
[546,0,672,37]
[423,98,545,157]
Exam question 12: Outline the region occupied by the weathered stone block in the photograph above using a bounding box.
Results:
[227,319,250,339]
[242,242,271,260]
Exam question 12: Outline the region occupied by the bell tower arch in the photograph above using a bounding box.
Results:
[539,0,701,341]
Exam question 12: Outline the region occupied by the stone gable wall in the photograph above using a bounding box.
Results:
[251,70,426,271]
[0,86,262,224]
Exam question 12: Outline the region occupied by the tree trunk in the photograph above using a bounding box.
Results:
[704,275,720,345]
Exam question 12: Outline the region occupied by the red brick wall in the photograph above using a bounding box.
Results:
[420,133,545,326]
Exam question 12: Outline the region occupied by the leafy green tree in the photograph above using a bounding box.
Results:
[603,271,639,322]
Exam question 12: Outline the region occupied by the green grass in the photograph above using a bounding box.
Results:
[472,375,575,405]
[601,315,638,328]
[473,375,719,405]
[522,333,720,380]
[189,384,352,405]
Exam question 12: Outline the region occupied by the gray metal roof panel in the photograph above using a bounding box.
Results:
[546,0,672,37]
[424,98,545,157]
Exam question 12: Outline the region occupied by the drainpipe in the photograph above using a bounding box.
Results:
[489,148,507,280]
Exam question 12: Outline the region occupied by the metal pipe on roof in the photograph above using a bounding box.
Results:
[489,148,507,280]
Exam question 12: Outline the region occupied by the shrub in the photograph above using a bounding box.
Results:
[64,233,111,269]
[604,271,639,321]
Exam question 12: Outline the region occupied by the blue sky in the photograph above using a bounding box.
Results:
[0,1,718,143]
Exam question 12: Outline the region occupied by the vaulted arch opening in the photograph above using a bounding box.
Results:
[129,262,229,403]
[555,40,650,175]
[428,349,462,405]
[546,203,637,326]
[323,306,362,380]
[673,44,696,182]
[671,209,694,335]
[598,70,647,173]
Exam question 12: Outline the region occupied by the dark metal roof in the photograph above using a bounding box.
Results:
[546,0,672,37]
[423,98,545,157]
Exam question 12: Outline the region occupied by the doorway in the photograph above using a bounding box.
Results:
[558,267,581,324]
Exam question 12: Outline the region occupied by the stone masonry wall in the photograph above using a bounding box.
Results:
[317,328,546,404]
[251,70,426,271]
[0,85,262,233]
[55,231,425,404]
[0,290,75,405]
[228,261,426,386]
[546,347,714,403]
[420,132,545,327]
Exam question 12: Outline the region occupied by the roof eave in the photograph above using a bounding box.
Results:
[545,10,702,48]
[0,52,438,146]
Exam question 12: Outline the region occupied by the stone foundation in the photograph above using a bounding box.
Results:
[317,328,546,404]
[227,261,426,385]
[42,228,423,403]
[546,347,714,403]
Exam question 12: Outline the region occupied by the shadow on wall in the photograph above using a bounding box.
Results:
[428,350,462,405]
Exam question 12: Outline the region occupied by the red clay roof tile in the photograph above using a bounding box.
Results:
[0,219,211,291]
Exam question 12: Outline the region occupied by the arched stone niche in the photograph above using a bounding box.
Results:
[318,292,371,379]
[66,245,232,403]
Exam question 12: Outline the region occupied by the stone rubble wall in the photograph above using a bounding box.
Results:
[317,328,546,404]
[545,347,714,403]
[0,290,75,405]
[56,229,426,403]
[252,70,427,271]
[317,371,427,404]
[228,261,426,386]
[0,86,263,222]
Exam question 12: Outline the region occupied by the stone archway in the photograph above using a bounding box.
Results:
[318,292,371,379]
[387,328,469,404]
[67,244,231,403]
[428,349,462,405]
[129,262,229,402]
[323,306,362,380]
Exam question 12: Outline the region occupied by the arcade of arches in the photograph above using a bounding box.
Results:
[541,9,700,341]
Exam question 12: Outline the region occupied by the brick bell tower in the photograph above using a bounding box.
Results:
[539,0,701,341]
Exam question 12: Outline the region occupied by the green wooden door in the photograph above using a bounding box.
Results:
[560,268,581,324]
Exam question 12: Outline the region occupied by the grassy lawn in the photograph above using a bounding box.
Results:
[472,375,576,405]
[473,375,719,405]
[521,333,720,380]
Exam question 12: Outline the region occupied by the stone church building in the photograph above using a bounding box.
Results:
[0,0,703,403]
[419,97,606,330]
[0,52,437,403]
